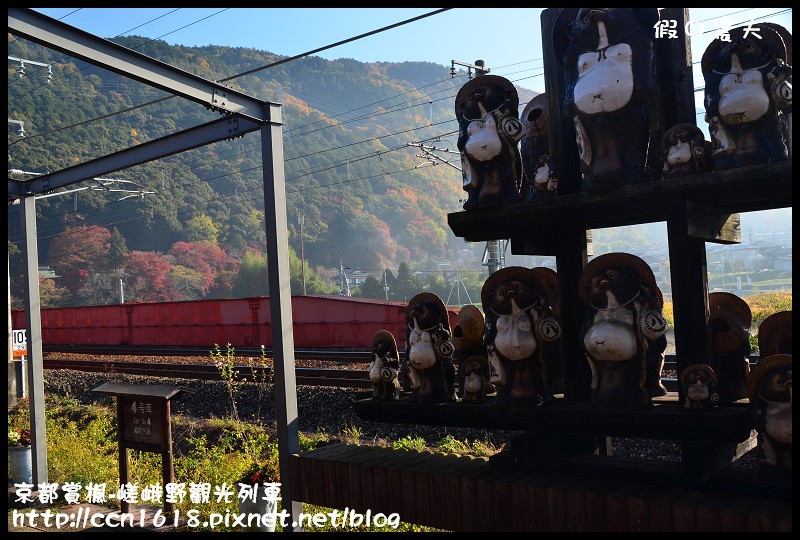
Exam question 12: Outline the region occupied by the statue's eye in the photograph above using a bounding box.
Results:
[607,271,616,280]
[582,14,590,23]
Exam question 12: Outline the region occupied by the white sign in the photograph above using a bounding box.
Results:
[12,329,27,358]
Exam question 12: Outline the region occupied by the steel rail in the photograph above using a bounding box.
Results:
[43,358,373,388]
[40,348,762,393]
[42,344,375,362]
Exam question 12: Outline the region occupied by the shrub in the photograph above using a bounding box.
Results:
[392,434,427,452]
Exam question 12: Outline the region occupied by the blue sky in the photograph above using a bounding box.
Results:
[31,8,792,95]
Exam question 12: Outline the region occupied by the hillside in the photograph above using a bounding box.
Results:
[8,35,538,268]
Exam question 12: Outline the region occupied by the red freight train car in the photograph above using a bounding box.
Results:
[11,295,460,352]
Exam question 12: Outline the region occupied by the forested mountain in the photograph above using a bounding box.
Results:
[8,34,537,307]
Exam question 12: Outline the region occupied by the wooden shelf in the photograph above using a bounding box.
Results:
[353,396,763,486]
[352,397,753,442]
[447,160,792,245]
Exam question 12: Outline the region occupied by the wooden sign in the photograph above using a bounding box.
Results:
[120,395,163,447]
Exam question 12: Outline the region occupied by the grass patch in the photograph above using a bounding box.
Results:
[391,434,427,452]
[9,401,479,531]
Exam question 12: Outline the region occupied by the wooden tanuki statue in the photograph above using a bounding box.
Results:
[681,363,720,411]
[460,355,491,403]
[451,304,489,400]
[481,267,561,407]
[403,292,457,403]
[553,8,659,192]
[660,123,714,179]
[520,93,558,200]
[702,23,792,170]
[578,252,668,410]
[368,330,401,401]
[747,354,792,479]
[757,310,792,357]
[456,75,525,210]
[708,291,752,403]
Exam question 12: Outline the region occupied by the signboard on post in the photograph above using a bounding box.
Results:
[12,329,27,358]
[92,383,186,515]
[121,396,164,447]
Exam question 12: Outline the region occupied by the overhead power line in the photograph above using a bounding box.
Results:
[218,9,452,82]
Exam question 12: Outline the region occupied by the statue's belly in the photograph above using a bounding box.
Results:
[574,44,634,114]
[494,325,537,361]
[409,342,437,370]
[465,125,502,161]
[584,321,637,361]
[719,70,770,124]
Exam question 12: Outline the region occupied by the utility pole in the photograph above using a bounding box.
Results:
[450,59,490,80]
[339,258,350,297]
[298,214,306,295]
[456,268,461,305]
[383,269,389,301]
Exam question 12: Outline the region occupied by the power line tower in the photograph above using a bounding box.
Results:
[445,267,474,307]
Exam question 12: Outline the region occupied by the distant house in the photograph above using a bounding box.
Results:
[38,265,58,279]
[646,260,672,294]
[773,255,792,272]
[346,269,368,287]
[756,245,792,271]
[332,268,368,296]
[708,244,769,272]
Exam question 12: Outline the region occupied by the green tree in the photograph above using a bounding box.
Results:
[185,214,219,244]
[169,265,207,301]
[108,227,129,270]
[224,209,266,251]
[393,261,422,303]
[354,274,386,300]
[231,249,269,297]
[422,271,449,301]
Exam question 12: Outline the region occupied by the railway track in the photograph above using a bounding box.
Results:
[42,358,373,388]
[42,344,375,363]
[38,346,722,392]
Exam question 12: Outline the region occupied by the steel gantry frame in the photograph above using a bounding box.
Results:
[7,8,303,529]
